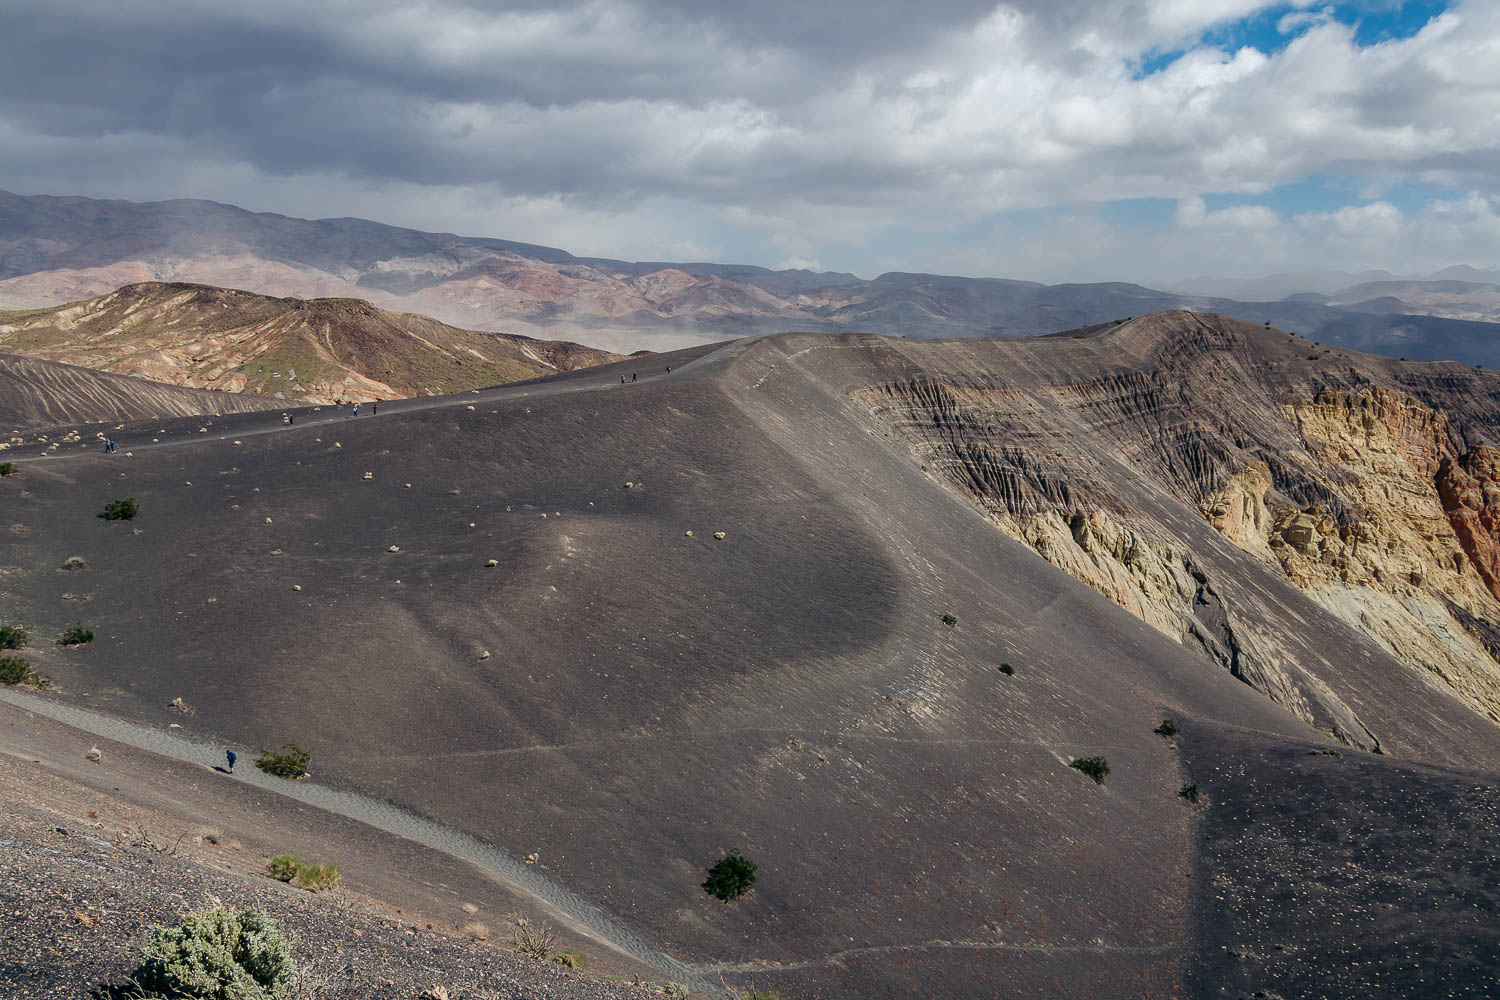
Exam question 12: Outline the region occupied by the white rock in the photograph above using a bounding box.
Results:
[485,559,498,567]
[292,584,302,591]
[714,531,726,540]
[388,545,400,553]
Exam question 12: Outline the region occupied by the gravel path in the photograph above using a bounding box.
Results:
[0,688,718,997]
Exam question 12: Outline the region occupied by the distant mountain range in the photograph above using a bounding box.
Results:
[3,190,1498,366]
[0,282,624,404]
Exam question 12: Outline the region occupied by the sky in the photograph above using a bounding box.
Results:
[1,0,1497,285]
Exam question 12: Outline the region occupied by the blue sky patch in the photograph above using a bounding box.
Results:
[1136,1,1449,78]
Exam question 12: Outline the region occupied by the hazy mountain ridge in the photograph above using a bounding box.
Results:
[4,191,1499,365]
[0,281,626,404]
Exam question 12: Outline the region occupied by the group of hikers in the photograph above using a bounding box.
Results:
[619,367,671,385]
[348,400,377,416]
[102,439,118,453]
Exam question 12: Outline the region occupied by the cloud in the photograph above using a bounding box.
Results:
[0,0,1494,282]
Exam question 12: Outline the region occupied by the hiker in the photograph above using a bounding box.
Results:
[620,375,626,384]
[288,413,294,425]
[632,372,637,382]
[372,401,378,415]
[226,750,237,774]
[666,366,671,374]
[352,402,359,417]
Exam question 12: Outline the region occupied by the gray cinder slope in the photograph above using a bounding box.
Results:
[2,324,1497,998]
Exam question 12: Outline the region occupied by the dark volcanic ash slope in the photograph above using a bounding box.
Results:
[1,322,1499,998]
[0,353,282,431]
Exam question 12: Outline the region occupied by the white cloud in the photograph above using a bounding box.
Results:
[0,0,1497,281]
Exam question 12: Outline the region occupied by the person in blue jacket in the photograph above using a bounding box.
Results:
[226,750,237,774]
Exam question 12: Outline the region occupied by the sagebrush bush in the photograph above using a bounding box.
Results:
[101,497,139,520]
[267,854,303,882]
[553,948,590,970]
[255,743,311,778]
[1154,718,1178,737]
[58,625,94,646]
[0,655,33,685]
[133,907,297,1000]
[1069,756,1110,785]
[0,625,27,649]
[998,663,1014,676]
[1179,782,1201,802]
[703,850,757,902]
[294,862,341,891]
[940,614,958,627]
[0,461,15,476]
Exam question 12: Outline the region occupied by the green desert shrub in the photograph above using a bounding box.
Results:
[0,655,33,685]
[58,625,94,646]
[940,614,958,627]
[266,854,304,882]
[133,907,297,1000]
[0,624,27,649]
[703,850,757,902]
[553,948,590,970]
[101,497,139,520]
[1069,756,1110,785]
[0,461,15,476]
[1154,718,1178,737]
[255,743,311,779]
[1179,782,1201,802]
[294,862,341,891]
[998,663,1014,676]
[509,914,557,961]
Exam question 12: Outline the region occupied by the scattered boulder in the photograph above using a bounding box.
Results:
[85,746,102,763]
[387,545,400,553]
[363,472,373,480]
[714,531,727,540]
[264,517,273,524]
[485,559,498,567]
[684,530,693,537]
[292,585,302,592]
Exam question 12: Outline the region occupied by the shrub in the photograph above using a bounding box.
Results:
[1154,718,1178,737]
[133,907,297,1000]
[703,850,757,902]
[0,655,33,685]
[61,556,87,571]
[255,743,311,779]
[509,914,557,960]
[1069,756,1110,785]
[660,983,690,997]
[0,462,15,476]
[58,625,94,646]
[998,663,1014,675]
[940,614,958,627]
[267,854,304,882]
[101,497,139,520]
[554,949,590,970]
[1179,782,1201,802]
[0,625,27,649]
[294,863,341,891]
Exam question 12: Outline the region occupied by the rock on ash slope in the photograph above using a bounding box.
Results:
[2,314,1498,999]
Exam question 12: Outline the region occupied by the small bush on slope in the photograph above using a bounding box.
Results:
[133,907,297,1000]
[101,497,139,520]
[703,850,757,902]
[255,744,311,779]
[1069,756,1110,785]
